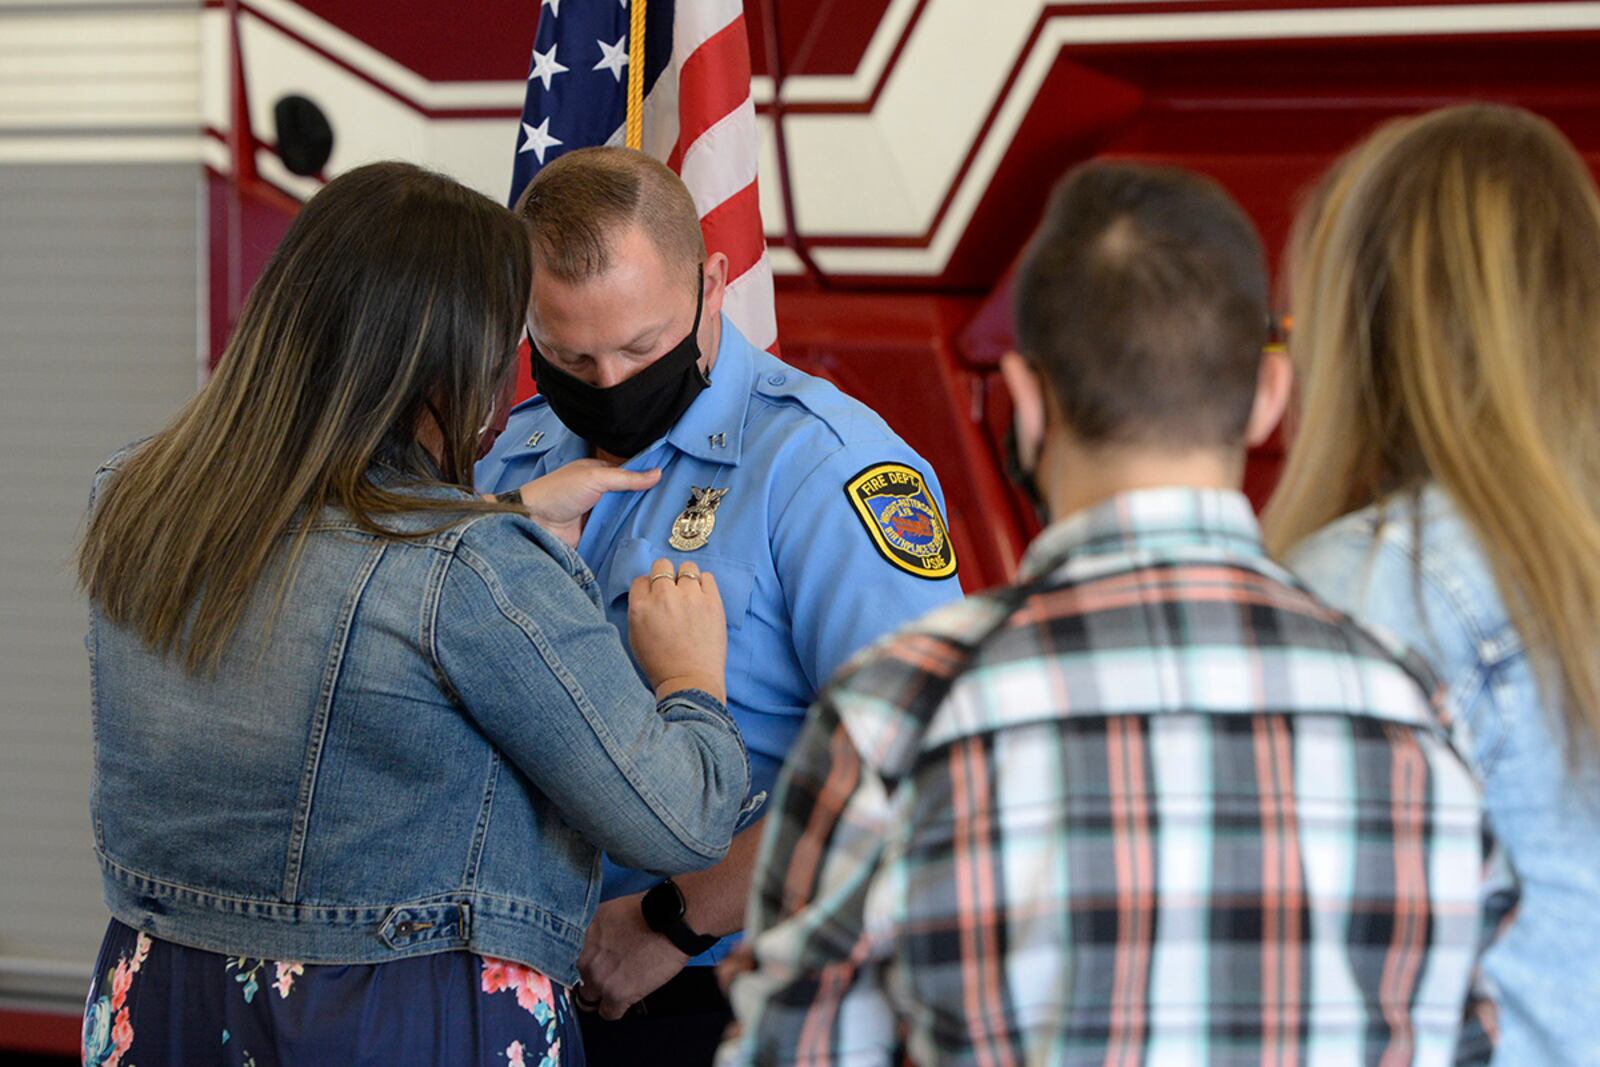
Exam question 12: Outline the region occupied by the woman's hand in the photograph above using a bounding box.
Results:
[492,459,661,547]
[629,559,727,703]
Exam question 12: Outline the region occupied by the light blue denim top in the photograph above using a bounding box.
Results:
[1291,484,1600,1066]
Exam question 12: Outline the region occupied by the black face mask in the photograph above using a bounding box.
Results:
[529,275,709,458]
[1004,422,1050,528]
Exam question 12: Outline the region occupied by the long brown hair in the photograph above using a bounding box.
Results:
[79,162,531,670]
[1265,105,1600,752]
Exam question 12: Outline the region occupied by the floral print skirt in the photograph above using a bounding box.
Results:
[82,919,581,1067]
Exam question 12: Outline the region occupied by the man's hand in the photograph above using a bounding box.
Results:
[494,459,661,547]
[577,893,689,1020]
[716,941,755,998]
[577,825,765,1021]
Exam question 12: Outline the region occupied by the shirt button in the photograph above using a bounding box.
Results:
[767,373,786,386]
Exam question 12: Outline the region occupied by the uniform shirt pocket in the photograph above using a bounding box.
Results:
[601,537,760,695]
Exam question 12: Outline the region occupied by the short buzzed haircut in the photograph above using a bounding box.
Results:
[514,147,706,292]
[1015,162,1269,448]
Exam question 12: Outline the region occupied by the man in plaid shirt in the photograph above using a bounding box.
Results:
[719,163,1505,1065]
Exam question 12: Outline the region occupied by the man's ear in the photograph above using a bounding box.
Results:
[701,251,730,322]
[999,351,1047,458]
[1245,347,1293,449]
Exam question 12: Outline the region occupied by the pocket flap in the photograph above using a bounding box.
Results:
[601,537,756,630]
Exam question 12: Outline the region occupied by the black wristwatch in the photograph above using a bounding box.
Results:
[641,879,720,957]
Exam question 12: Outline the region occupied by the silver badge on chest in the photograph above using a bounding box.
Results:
[668,486,729,552]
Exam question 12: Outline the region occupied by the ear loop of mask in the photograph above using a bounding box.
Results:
[1003,368,1051,527]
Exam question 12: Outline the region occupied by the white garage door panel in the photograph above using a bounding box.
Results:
[0,162,200,1012]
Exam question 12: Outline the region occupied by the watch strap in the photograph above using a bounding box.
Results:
[642,880,721,957]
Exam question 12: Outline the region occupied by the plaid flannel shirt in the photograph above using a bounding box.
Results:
[721,488,1505,1067]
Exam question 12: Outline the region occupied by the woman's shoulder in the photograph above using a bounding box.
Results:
[97,439,150,474]
[89,439,153,501]
[435,512,604,643]
[449,509,593,589]
[1289,486,1517,672]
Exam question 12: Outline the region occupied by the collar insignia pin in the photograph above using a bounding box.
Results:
[709,432,727,449]
[525,431,544,448]
[669,486,730,552]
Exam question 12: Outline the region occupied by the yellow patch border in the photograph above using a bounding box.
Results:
[843,462,958,581]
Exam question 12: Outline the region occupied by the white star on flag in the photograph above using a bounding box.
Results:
[518,117,562,164]
[594,36,629,82]
[527,44,568,91]
[507,0,779,352]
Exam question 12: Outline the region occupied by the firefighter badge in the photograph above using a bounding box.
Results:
[668,486,729,551]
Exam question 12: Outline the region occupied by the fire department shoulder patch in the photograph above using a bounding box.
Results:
[844,462,958,581]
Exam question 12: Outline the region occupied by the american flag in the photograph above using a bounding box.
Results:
[510,0,777,353]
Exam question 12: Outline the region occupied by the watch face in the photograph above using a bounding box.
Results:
[643,881,684,931]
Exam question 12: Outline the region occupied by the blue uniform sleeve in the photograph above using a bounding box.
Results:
[473,425,520,494]
[770,443,964,693]
[434,514,749,875]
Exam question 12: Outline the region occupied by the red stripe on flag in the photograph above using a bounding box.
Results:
[667,17,755,173]
[698,179,766,283]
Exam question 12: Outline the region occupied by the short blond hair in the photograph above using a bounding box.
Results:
[514,147,705,291]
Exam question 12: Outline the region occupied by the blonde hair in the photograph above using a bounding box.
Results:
[514,147,706,293]
[79,163,531,671]
[1265,104,1600,752]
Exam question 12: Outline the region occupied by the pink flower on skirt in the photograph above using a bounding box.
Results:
[131,933,151,973]
[506,1039,527,1067]
[110,961,133,1011]
[273,961,304,999]
[481,958,518,995]
[514,970,555,1017]
[481,957,557,1018]
[108,1006,134,1064]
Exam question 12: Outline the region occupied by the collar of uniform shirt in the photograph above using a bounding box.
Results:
[512,416,587,471]
[1018,486,1266,582]
[660,312,758,467]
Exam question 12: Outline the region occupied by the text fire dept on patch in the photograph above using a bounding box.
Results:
[844,462,958,581]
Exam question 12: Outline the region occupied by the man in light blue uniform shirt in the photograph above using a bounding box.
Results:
[476,147,962,1065]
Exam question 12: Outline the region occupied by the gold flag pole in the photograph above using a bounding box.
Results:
[625,0,648,149]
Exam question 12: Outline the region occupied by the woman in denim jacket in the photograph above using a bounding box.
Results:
[75,162,749,1067]
[1267,105,1600,1065]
